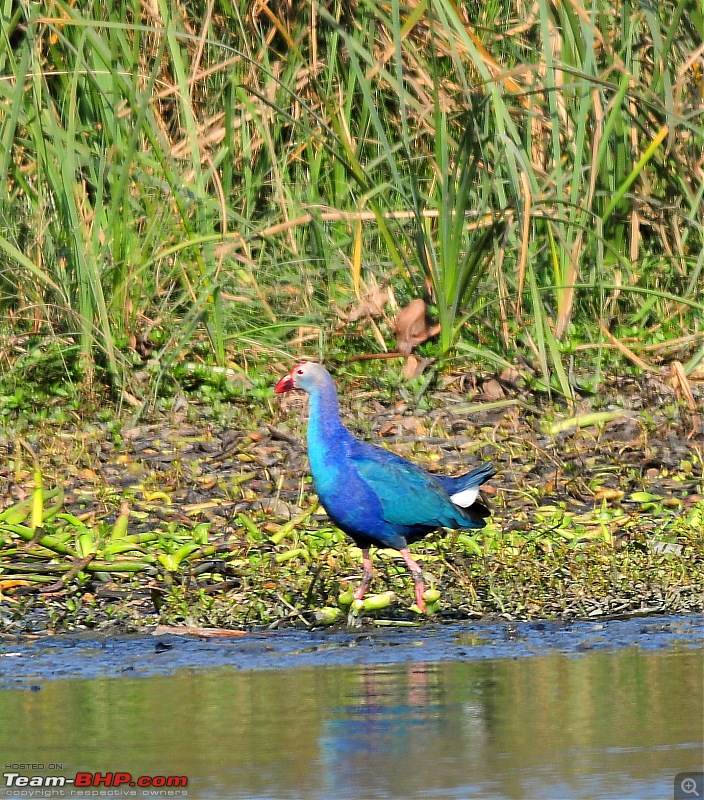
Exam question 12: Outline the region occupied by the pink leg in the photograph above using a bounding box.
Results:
[400,548,426,612]
[354,548,374,601]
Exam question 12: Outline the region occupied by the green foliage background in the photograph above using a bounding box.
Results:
[0,0,702,400]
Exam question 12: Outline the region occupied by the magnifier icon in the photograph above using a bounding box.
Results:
[682,777,700,796]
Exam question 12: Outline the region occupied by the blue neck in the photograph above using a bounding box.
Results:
[308,374,347,444]
[306,373,351,483]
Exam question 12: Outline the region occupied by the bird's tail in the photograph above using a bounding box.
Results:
[435,462,496,511]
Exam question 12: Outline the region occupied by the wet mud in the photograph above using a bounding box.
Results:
[1,612,702,689]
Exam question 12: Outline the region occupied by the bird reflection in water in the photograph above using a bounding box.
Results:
[319,662,458,796]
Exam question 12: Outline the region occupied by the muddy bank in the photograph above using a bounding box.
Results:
[0,369,702,631]
[1,613,702,688]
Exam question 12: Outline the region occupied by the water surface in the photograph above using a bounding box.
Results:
[1,637,701,799]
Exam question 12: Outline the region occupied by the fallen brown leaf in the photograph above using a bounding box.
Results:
[152,625,248,638]
[0,579,31,602]
[499,367,522,384]
[395,299,441,354]
[478,378,506,401]
[403,354,419,379]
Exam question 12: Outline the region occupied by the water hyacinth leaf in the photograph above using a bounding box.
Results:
[314,606,344,625]
[158,543,201,572]
[192,524,210,545]
[0,488,63,525]
[361,591,396,612]
[270,503,319,545]
[110,503,131,541]
[338,587,355,607]
[275,548,311,564]
[103,541,147,559]
[456,533,482,556]
[422,588,441,604]
[237,514,261,541]
[76,530,97,558]
[630,492,662,503]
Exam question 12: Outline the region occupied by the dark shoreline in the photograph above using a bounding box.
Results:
[2,612,703,688]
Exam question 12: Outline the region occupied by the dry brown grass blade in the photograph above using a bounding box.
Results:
[556,86,605,338]
[494,243,512,349]
[260,208,498,238]
[670,361,698,412]
[516,169,531,321]
[599,325,658,373]
[433,7,529,104]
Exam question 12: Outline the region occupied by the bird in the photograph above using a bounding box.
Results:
[274,361,495,613]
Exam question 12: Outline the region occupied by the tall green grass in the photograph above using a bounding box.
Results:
[0,0,701,400]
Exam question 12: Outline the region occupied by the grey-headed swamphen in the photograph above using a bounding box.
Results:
[274,362,495,612]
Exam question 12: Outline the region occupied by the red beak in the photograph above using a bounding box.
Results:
[274,372,295,394]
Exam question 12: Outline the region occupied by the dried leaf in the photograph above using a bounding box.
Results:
[403,354,419,379]
[152,625,248,638]
[379,421,397,436]
[0,579,31,601]
[340,285,391,322]
[0,579,32,593]
[594,488,625,501]
[478,378,506,401]
[394,299,441,354]
[402,355,433,380]
[499,367,522,384]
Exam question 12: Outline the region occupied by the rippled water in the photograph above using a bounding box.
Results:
[1,642,701,799]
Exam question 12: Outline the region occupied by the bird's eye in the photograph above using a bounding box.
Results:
[297,368,304,375]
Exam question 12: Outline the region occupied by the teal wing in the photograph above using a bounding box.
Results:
[354,454,462,530]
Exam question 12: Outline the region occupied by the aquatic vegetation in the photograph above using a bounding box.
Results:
[0,370,701,632]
